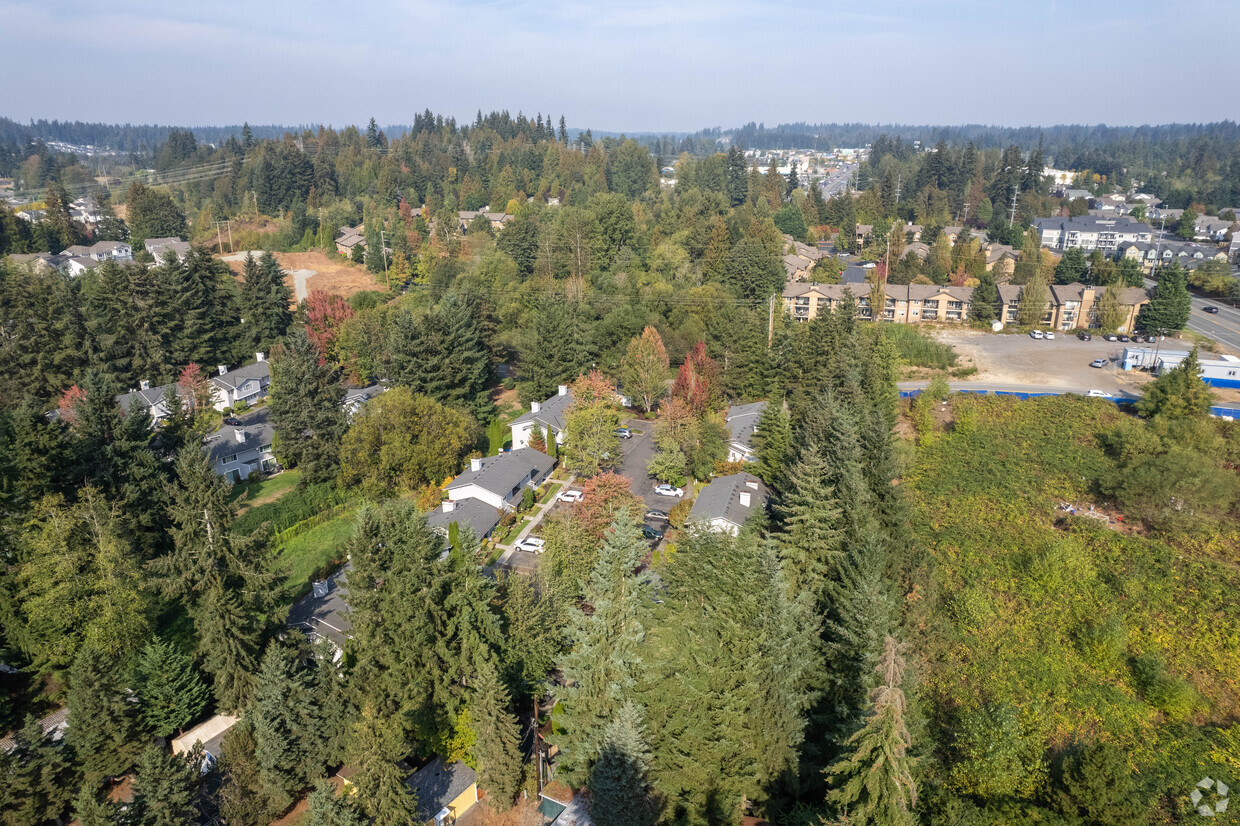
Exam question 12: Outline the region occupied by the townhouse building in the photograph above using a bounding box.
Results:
[1034,216,1153,252]
[783,282,972,323]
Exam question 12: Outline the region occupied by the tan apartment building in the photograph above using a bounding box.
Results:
[783,282,973,323]
[996,283,1150,332]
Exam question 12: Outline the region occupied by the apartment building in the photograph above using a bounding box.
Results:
[783,282,972,323]
[1034,216,1153,252]
[996,283,1149,332]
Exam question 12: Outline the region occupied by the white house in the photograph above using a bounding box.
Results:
[687,473,768,536]
[211,357,270,412]
[509,385,573,450]
[203,408,277,482]
[116,380,180,422]
[725,401,767,463]
[64,256,100,277]
[172,714,238,773]
[443,448,554,512]
[145,237,191,262]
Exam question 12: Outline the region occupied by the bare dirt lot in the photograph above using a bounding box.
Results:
[928,328,1195,395]
[220,249,385,304]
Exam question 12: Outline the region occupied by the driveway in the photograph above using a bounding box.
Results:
[617,418,678,538]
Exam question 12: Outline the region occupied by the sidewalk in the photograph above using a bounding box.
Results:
[494,473,577,569]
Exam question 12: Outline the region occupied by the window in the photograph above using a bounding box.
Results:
[924,300,939,309]
[947,300,963,310]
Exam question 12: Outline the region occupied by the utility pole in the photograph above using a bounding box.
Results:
[211,220,225,254]
[318,207,324,250]
[1153,214,1167,277]
[962,202,970,226]
[225,220,233,253]
[1008,186,1019,229]
[767,293,776,346]
[894,173,902,208]
[379,229,390,289]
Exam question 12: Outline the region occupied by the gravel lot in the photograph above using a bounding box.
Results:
[930,328,1173,394]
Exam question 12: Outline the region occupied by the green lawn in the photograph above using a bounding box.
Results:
[231,469,302,509]
[274,509,357,600]
[496,517,530,546]
[537,482,562,504]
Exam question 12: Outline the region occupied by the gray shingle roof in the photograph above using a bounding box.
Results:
[688,473,767,529]
[212,360,270,392]
[287,563,352,649]
[425,499,502,542]
[444,448,554,502]
[116,382,178,413]
[726,401,767,454]
[407,757,477,821]
[509,388,573,434]
[203,407,274,466]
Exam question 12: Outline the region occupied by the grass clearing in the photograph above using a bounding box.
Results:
[537,482,562,504]
[496,517,530,545]
[882,323,959,369]
[231,469,301,509]
[274,509,357,601]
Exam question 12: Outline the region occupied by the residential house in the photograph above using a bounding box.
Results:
[942,226,970,245]
[406,757,479,826]
[343,383,387,417]
[64,256,100,277]
[782,253,815,281]
[855,223,873,246]
[16,208,46,222]
[211,357,270,411]
[985,244,1018,280]
[335,226,365,257]
[1063,188,1092,202]
[203,407,277,482]
[687,473,768,536]
[0,707,68,753]
[5,252,64,272]
[63,240,133,262]
[1034,216,1153,252]
[1194,215,1236,241]
[69,196,103,226]
[510,385,573,449]
[840,264,870,285]
[1230,234,1240,262]
[899,223,924,242]
[903,241,931,261]
[725,401,767,463]
[287,564,352,659]
[172,714,238,773]
[116,381,180,422]
[145,237,191,262]
[425,498,503,546]
[443,448,554,512]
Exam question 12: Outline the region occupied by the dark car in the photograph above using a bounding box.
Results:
[644,509,668,521]
[1077,331,1092,341]
[223,417,243,426]
[1204,306,1220,314]
[641,525,664,541]
[1118,335,1130,343]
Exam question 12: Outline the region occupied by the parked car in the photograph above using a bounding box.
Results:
[514,537,545,553]
[644,509,669,521]
[1103,334,1119,342]
[1086,390,1115,398]
[614,427,633,439]
[1029,329,1044,339]
[641,525,664,542]
[1204,306,1220,314]
[1077,331,1092,341]
[224,416,243,426]
[654,484,684,498]
[1090,358,1108,368]
[1118,335,1130,343]
[1045,331,1056,340]
[557,490,584,503]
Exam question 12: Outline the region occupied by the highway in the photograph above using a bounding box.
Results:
[819,162,855,199]
[1144,276,1240,354]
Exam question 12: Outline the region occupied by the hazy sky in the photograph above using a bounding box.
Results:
[3,0,1238,132]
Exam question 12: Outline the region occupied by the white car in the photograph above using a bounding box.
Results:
[514,537,546,553]
[1045,331,1055,340]
[557,489,584,503]
[1029,329,1044,339]
[1085,389,1115,398]
[654,484,684,498]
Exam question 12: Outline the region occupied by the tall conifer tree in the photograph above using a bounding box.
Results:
[470,657,523,804]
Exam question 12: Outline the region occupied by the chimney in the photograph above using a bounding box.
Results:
[234,429,245,443]
[139,379,150,391]
[746,479,759,490]
[531,401,541,414]
[312,580,330,598]
[218,364,228,376]
[443,500,456,512]
[470,457,483,472]
[739,491,752,508]
[255,351,265,362]
[558,385,569,396]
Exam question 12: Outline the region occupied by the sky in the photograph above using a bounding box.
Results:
[3,0,1239,133]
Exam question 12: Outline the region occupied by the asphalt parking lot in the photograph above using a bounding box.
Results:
[617,419,676,532]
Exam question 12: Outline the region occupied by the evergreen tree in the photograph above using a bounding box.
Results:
[133,637,211,737]
[307,779,366,826]
[130,743,202,826]
[194,582,265,713]
[552,509,651,784]
[1136,263,1190,332]
[270,326,348,482]
[72,784,122,826]
[775,450,844,598]
[167,247,236,367]
[469,656,523,805]
[346,704,418,826]
[253,637,329,809]
[751,397,792,486]
[1135,348,1215,420]
[240,251,293,356]
[971,270,999,324]
[826,637,916,826]
[214,720,272,826]
[67,644,145,784]
[1052,742,1148,825]
[0,715,76,825]
[588,702,659,826]
[1054,246,1088,285]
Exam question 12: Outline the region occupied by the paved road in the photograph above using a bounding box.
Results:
[617,419,679,528]
[819,162,856,199]
[1145,276,1240,354]
[898,380,1137,399]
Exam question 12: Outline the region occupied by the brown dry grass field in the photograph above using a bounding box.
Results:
[221,249,385,302]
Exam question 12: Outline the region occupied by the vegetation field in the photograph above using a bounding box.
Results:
[273,509,358,600]
[905,394,1240,815]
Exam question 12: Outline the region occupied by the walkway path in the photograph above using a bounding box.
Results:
[494,473,578,571]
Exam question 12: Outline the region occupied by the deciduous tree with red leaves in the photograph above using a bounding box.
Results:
[177,362,214,416]
[671,341,721,416]
[56,385,87,426]
[304,290,354,363]
[577,472,644,540]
